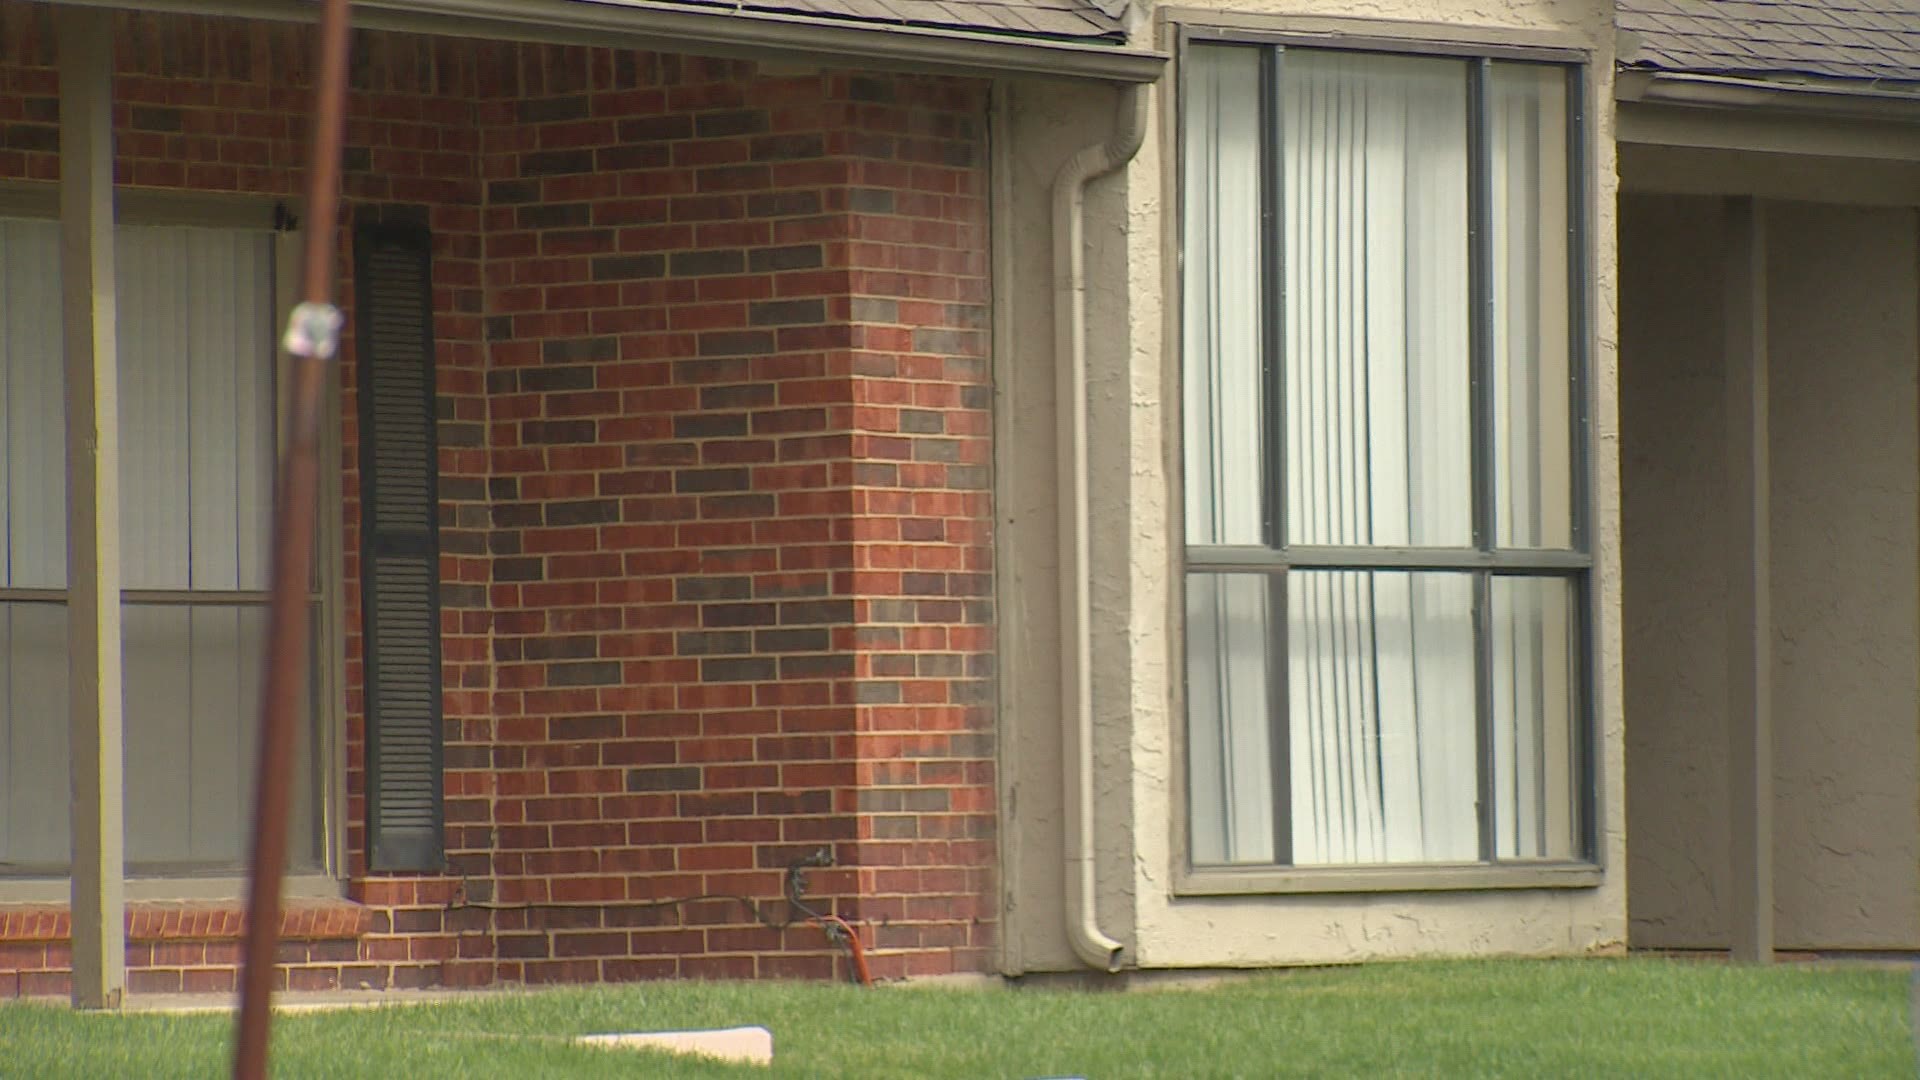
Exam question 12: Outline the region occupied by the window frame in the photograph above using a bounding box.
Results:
[0,185,348,898]
[1164,16,1605,896]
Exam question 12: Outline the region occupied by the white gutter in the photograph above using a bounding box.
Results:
[1618,70,1920,121]
[1050,84,1148,973]
[54,0,1167,84]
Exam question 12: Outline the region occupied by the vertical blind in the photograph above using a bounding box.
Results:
[0,217,321,873]
[0,219,68,868]
[1183,44,1583,868]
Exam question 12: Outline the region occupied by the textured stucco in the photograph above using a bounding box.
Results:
[1621,192,1920,950]
[1766,201,1920,941]
[1619,193,1733,947]
[995,0,1625,972]
[1618,143,1920,209]
[995,75,1142,973]
[1767,203,1919,949]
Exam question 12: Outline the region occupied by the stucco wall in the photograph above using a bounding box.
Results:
[996,0,1625,973]
[994,75,1141,973]
[1618,194,1731,947]
[1769,203,1920,949]
[1621,192,1920,950]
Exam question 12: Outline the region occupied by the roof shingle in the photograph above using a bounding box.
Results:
[1619,1,1920,84]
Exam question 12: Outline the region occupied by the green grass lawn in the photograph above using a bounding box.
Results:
[0,958,1909,1078]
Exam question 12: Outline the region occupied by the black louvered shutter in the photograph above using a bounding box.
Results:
[354,218,444,872]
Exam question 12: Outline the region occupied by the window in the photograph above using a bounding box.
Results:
[1180,40,1590,874]
[0,213,327,876]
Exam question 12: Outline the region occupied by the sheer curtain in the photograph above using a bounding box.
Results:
[1185,48,1581,867]
[1281,51,1477,864]
[1489,64,1577,859]
[1183,47,1483,866]
[1183,46,1275,865]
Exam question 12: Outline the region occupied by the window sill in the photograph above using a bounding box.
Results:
[1173,861,1604,896]
[0,898,371,944]
[0,874,343,905]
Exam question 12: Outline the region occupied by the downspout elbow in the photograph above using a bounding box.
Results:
[1050,84,1149,974]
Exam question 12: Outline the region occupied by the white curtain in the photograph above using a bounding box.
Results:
[1289,571,1477,864]
[1183,45,1275,865]
[1491,63,1573,552]
[0,218,318,872]
[1282,51,1473,552]
[1280,51,1478,865]
[1491,577,1577,858]
[1185,47,1578,866]
[1488,64,1578,859]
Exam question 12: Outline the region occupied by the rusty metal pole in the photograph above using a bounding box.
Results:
[234,2,352,1077]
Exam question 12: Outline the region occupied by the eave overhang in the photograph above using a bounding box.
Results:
[40,0,1168,83]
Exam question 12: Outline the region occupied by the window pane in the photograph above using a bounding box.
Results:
[0,602,69,868]
[118,226,276,590]
[1,219,66,589]
[1282,52,1472,548]
[1186,573,1277,865]
[122,603,322,871]
[0,615,325,876]
[1490,64,1574,549]
[1491,576,1580,859]
[0,220,320,876]
[1183,45,1266,547]
[1290,570,1477,864]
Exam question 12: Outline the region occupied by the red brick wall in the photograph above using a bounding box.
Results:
[0,3,994,995]
[475,47,993,983]
[839,76,996,975]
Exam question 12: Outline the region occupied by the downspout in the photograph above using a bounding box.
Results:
[1052,84,1149,973]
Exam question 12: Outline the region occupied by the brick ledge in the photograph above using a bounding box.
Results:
[0,901,372,944]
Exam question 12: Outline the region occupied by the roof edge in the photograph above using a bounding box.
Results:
[1617,70,1920,122]
[56,0,1168,83]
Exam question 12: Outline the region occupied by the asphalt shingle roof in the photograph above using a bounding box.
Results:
[645,0,1124,41]
[1618,1,1920,84]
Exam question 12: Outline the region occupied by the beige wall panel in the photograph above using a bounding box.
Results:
[997,76,1140,973]
[1619,144,1920,208]
[1620,193,1732,948]
[1766,203,1920,950]
[1621,195,1920,951]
